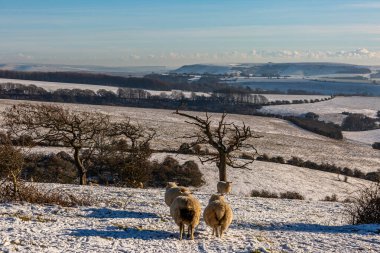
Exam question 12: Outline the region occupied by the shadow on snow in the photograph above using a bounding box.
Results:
[85,208,160,219]
[232,221,380,235]
[69,226,175,240]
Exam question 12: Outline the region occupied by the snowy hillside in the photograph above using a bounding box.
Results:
[152,153,372,200]
[174,63,372,76]
[259,96,380,125]
[1,184,379,253]
[0,99,379,172]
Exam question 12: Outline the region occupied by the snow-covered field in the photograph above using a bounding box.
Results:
[0,78,210,98]
[0,78,120,93]
[0,99,379,173]
[1,97,380,252]
[259,96,380,125]
[344,129,380,145]
[1,184,379,253]
[152,153,372,200]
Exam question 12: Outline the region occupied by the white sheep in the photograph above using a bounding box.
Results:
[203,194,233,238]
[170,195,201,240]
[217,181,232,195]
[164,182,191,206]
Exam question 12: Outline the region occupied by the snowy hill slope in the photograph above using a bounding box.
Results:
[174,63,372,76]
[152,153,372,200]
[0,99,379,172]
[1,184,379,253]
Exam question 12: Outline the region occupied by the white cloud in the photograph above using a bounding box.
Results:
[344,2,380,9]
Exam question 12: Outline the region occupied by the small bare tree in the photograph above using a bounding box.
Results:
[3,103,110,185]
[174,110,261,181]
[0,142,24,196]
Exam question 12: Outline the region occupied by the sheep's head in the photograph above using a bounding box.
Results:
[166,182,177,189]
[209,194,224,203]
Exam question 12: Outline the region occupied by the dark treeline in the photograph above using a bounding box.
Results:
[0,70,171,90]
[0,83,262,115]
[0,70,249,93]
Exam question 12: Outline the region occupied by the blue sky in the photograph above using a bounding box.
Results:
[1,0,380,66]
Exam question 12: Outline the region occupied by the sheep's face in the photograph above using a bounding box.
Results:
[166,182,177,189]
[209,194,224,203]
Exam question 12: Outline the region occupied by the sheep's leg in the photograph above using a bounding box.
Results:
[212,227,215,236]
[189,225,194,240]
[215,226,219,237]
[220,227,225,238]
[179,223,184,240]
[187,225,191,238]
[220,223,229,238]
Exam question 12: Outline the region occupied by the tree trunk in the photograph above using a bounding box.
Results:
[218,152,227,181]
[11,174,18,197]
[74,148,87,185]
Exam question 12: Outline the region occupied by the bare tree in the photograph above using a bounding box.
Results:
[0,142,24,196]
[89,116,156,187]
[3,103,110,185]
[109,116,156,154]
[174,110,261,181]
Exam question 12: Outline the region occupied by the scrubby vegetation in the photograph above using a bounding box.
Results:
[372,142,380,150]
[347,183,380,224]
[0,183,93,207]
[286,116,343,139]
[251,190,305,200]
[150,156,204,187]
[342,113,379,131]
[321,194,338,202]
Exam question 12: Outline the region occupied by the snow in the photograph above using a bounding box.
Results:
[0,98,379,173]
[152,153,373,200]
[1,184,379,253]
[0,78,210,98]
[0,78,120,93]
[344,129,380,145]
[0,96,379,252]
[259,96,380,125]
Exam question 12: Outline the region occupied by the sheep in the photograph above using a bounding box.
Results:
[165,182,191,206]
[203,194,233,238]
[217,181,232,195]
[170,195,201,240]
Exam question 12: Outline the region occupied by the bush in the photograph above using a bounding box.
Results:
[304,112,319,120]
[23,152,77,184]
[365,171,380,182]
[342,113,379,131]
[150,156,204,187]
[251,190,304,200]
[372,142,380,150]
[0,183,93,207]
[251,190,278,198]
[322,194,338,202]
[347,183,380,224]
[279,191,305,200]
[178,143,194,154]
[117,159,153,188]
